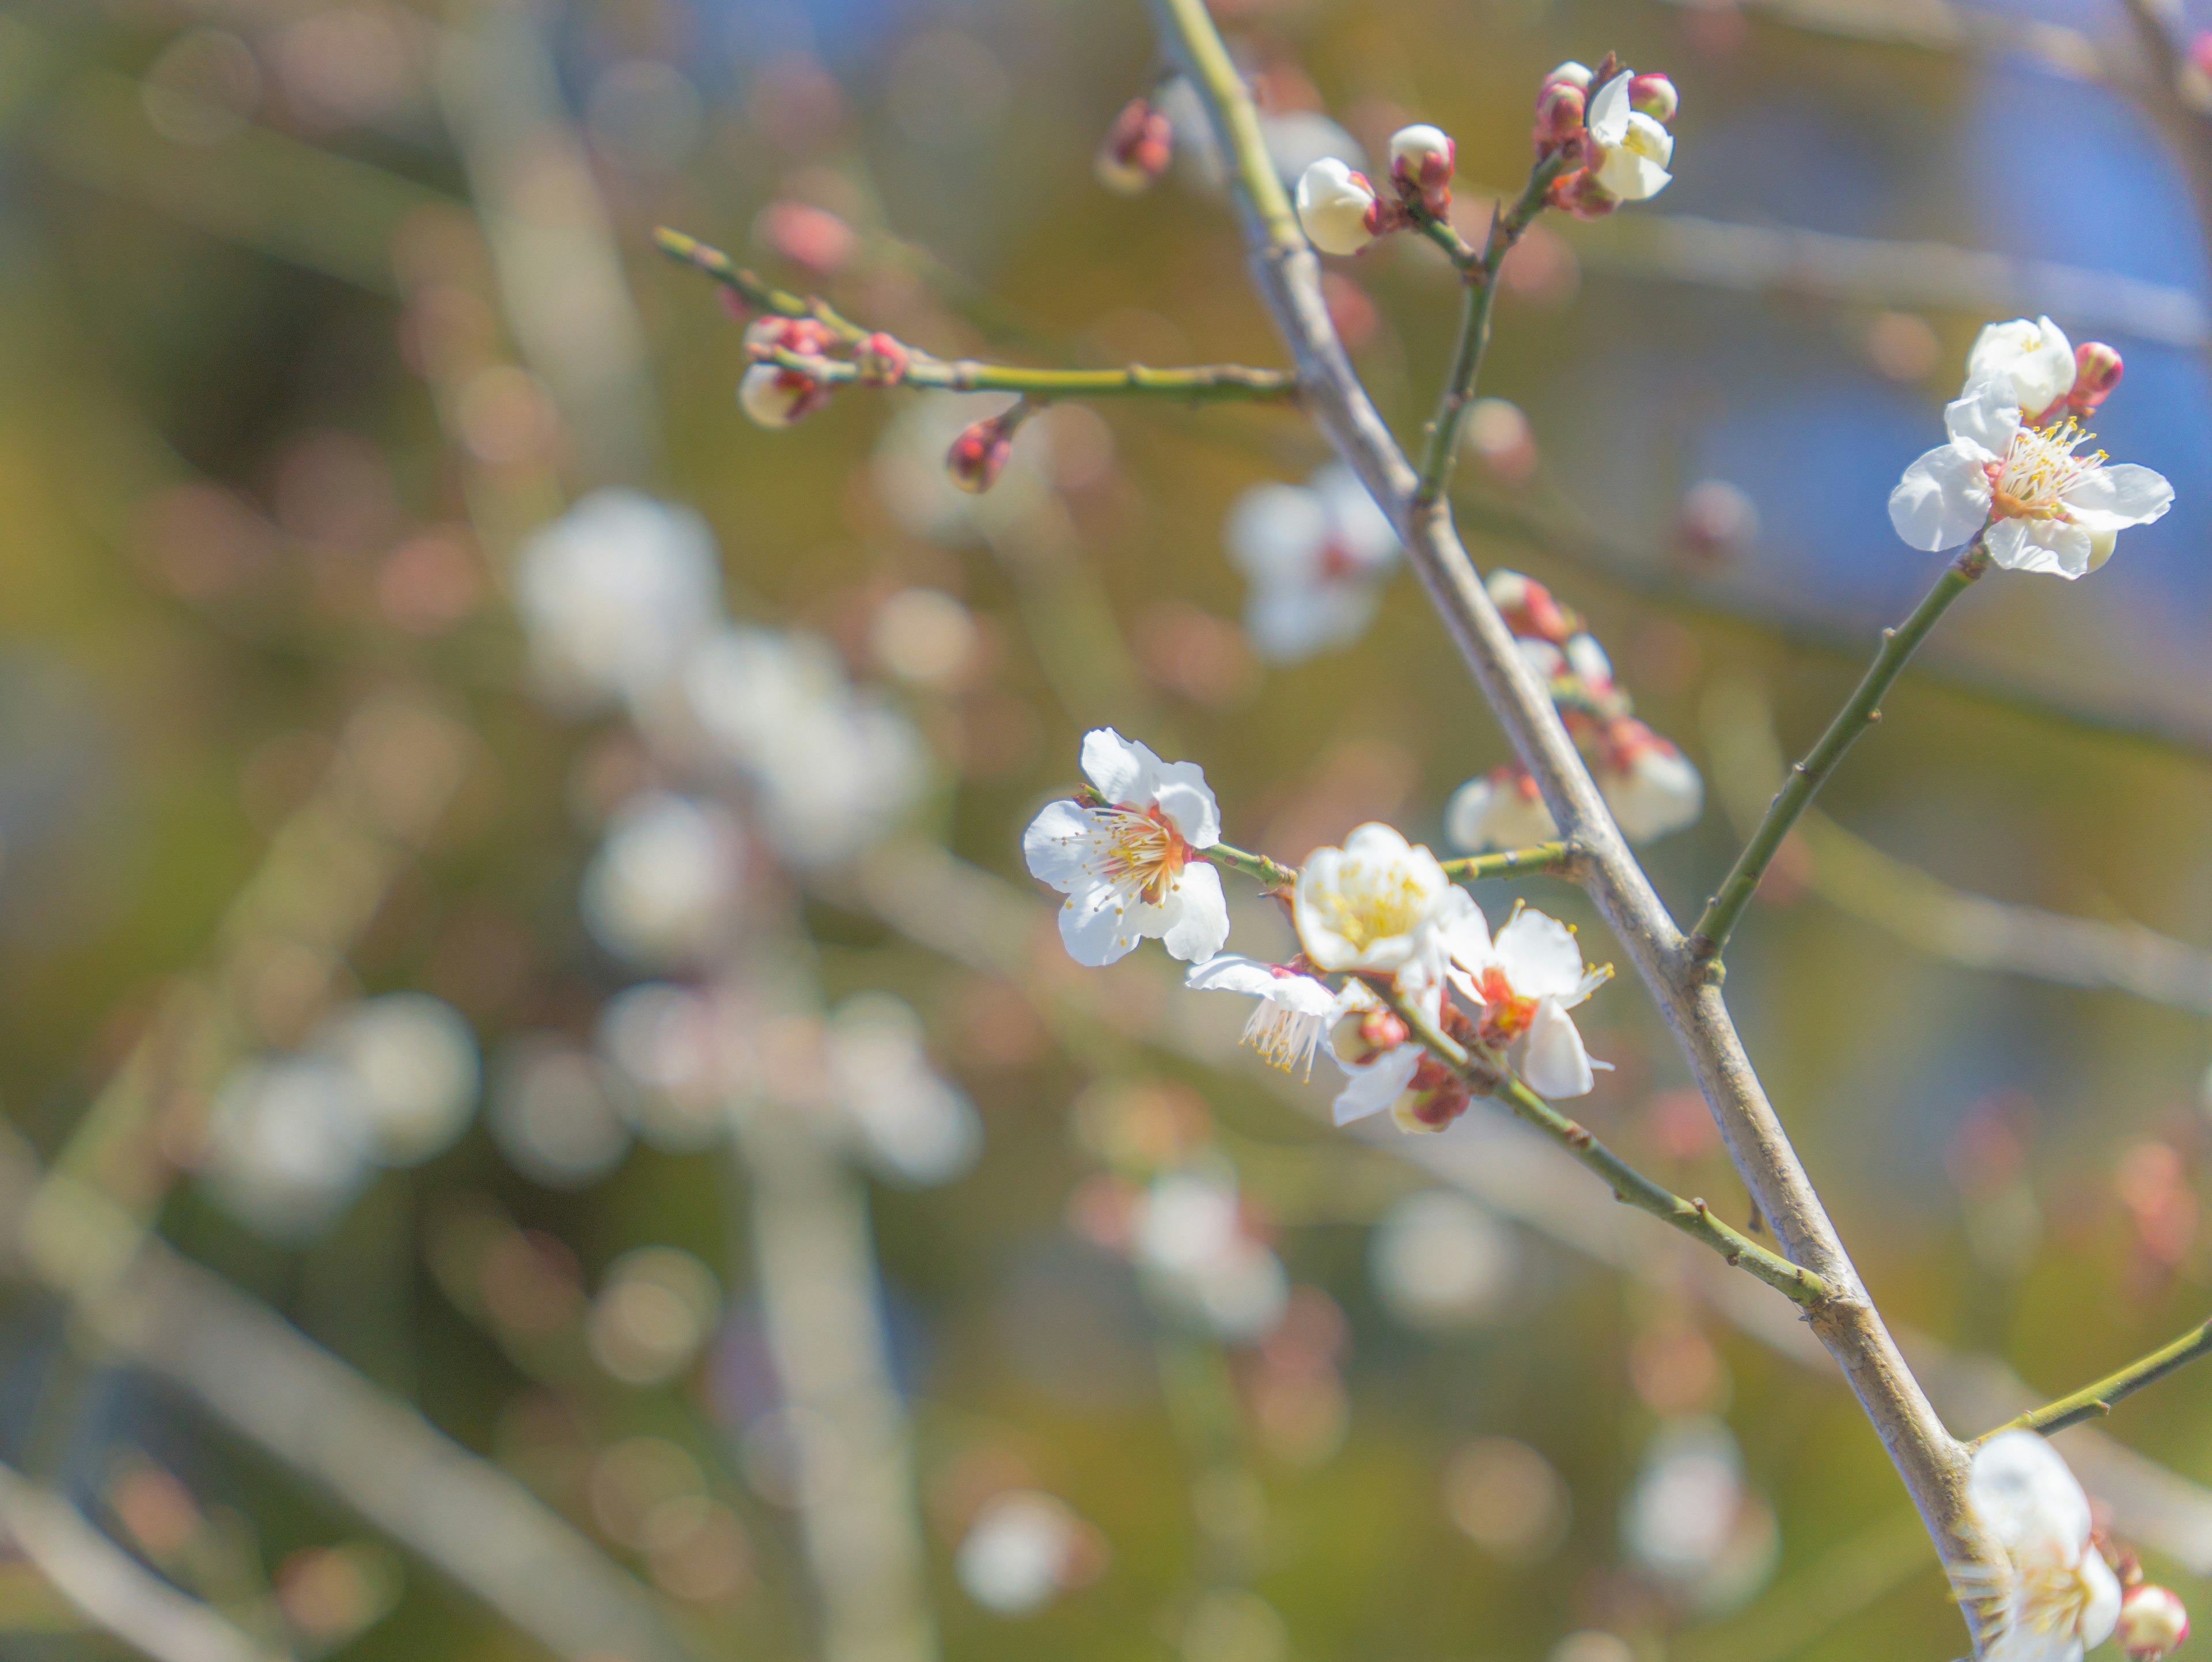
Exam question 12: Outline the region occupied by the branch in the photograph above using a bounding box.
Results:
[1143,0,1984,1611]
[1980,1317,2212,1442]
[659,228,1294,403]
[1382,989,1830,1306]
[1201,841,1298,890]
[1440,841,1577,882]
[0,1463,293,1662]
[1687,538,1988,963]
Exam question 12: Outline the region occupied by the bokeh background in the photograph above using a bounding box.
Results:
[2,1,2211,1660]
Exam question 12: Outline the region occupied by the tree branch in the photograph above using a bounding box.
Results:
[1142,0,1986,1619]
[1980,1316,2212,1442]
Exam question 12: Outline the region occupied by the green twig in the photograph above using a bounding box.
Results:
[1413,154,1571,505]
[762,346,1294,402]
[1202,841,1298,891]
[1146,0,1302,250]
[653,228,868,342]
[1979,1316,2212,1442]
[1382,989,1830,1307]
[1440,841,1575,882]
[1687,536,1991,964]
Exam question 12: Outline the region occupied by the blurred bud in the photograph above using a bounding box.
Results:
[1096,97,1173,195]
[948,408,1024,494]
[955,1491,1105,1614]
[1294,158,1384,256]
[1392,1057,1471,1134]
[1484,568,1575,641]
[1629,71,1679,122]
[1388,123,1455,213]
[755,200,855,275]
[1533,81,1586,148]
[855,332,909,387]
[2119,1584,2190,1661]
[1550,167,1619,220]
[1596,718,1703,844]
[2070,341,2124,414]
[1543,61,1594,94]
[1320,272,1381,351]
[740,317,838,429]
[1355,1008,1410,1056]
[1446,766,1559,853]
[717,287,752,324]
[1677,478,1759,566]
[1447,1437,1571,1563]
[1465,397,1536,485]
[2192,31,2212,81]
[1371,1191,1518,1329]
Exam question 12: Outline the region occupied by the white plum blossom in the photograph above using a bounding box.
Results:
[1461,906,1612,1099]
[1331,1040,1425,1127]
[579,790,745,966]
[1889,385,2173,577]
[1953,1430,2121,1662]
[1293,823,1485,1023]
[1024,729,1230,967]
[1595,721,1704,843]
[1225,464,1402,664]
[1186,955,1357,1080]
[1133,1168,1290,1339]
[1586,73,1673,202]
[1295,157,1382,255]
[1446,767,1560,853]
[1965,316,2077,419]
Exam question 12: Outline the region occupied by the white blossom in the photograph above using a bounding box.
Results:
[1446,768,1560,853]
[200,1058,374,1241]
[1133,1168,1289,1339]
[1953,1430,2121,1662]
[1965,316,2077,419]
[1596,722,1704,843]
[1293,823,1484,1024]
[1294,157,1381,255]
[1586,74,1672,202]
[1460,906,1612,1099]
[1225,464,1401,663]
[580,791,745,966]
[1023,729,1229,967]
[957,1491,1093,1615]
[1185,955,1354,1079]
[1889,387,2173,577]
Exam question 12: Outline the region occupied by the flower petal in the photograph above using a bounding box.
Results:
[1152,773,1222,849]
[1081,727,1162,807]
[1944,387,2020,460]
[1332,1043,1422,1125]
[1967,1430,2093,1563]
[1493,908,1588,1000]
[1160,861,1230,962]
[1889,444,1992,552]
[1519,997,1595,1097]
[1586,72,1630,146]
[1245,583,1378,664]
[2078,1551,2122,1650]
[1226,483,1329,581]
[1986,517,2091,579]
[1058,883,1143,967]
[1185,954,1280,997]
[2066,462,2173,529]
[1312,463,1402,569]
[1022,800,1104,892]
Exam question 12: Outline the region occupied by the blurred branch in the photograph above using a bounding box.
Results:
[1643,0,2115,80]
[1702,677,2212,1014]
[1979,1316,2212,1442]
[0,1152,708,1662]
[0,1463,292,1662]
[1145,0,1985,1610]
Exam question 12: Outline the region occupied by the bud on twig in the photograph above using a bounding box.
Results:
[2069,341,2124,415]
[2118,1583,2189,1661]
[1296,158,1399,255]
[1628,72,1679,123]
[1096,97,1173,196]
[1388,123,1456,216]
[947,404,1030,494]
[855,331,910,387]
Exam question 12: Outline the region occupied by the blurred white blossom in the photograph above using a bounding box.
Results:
[200,1057,375,1241]
[825,993,982,1187]
[581,792,746,966]
[1225,465,1400,664]
[315,992,480,1165]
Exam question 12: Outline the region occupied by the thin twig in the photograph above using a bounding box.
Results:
[1202,841,1298,890]
[1440,841,1577,882]
[1980,1318,2212,1443]
[1687,538,1989,964]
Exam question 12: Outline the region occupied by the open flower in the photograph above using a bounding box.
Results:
[1294,823,1485,1023]
[1964,316,2077,421]
[1024,729,1229,966]
[1888,386,2173,577]
[1952,1430,2121,1662]
[1186,956,1357,1080]
[1225,464,1402,662]
[1296,158,1385,255]
[1331,1040,1425,1127]
[1586,72,1673,202]
[1594,718,1703,843]
[1446,767,1560,852]
[1459,906,1612,1098]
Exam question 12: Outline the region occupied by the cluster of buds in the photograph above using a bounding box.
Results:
[1333,1001,1491,1133]
[1094,96,1174,196]
[1533,56,1677,218]
[1447,571,1702,850]
[1292,122,1456,258]
[946,402,1032,494]
[737,315,912,429]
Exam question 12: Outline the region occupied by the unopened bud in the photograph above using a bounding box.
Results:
[1628,71,1679,123]
[738,362,831,428]
[716,287,751,324]
[1357,1008,1410,1055]
[1533,81,1586,148]
[1548,166,1619,220]
[1388,123,1456,213]
[1095,97,1173,196]
[2119,1583,2190,1661]
[2070,340,2124,412]
[1542,60,1593,94]
[855,331,909,387]
[947,409,1022,494]
[1465,397,1536,486]
[1296,158,1383,256]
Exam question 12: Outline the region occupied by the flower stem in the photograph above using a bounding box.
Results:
[1979,1316,2212,1443]
[1381,990,1830,1307]
[1201,841,1297,891]
[1686,537,1991,965]
[654,227,869,342]
[1440,841,1576,883]
[1413,155,1571,506]
[763,346,1295,402]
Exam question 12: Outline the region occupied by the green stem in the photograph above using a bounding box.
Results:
[1202,841,1297,891]
[1687,537,1991,964]
[1146,0,1302,250]
[1439,842,1575,882]
[654,228,868,343]
[1382,989,1830,1307]
[1979,1316,2212,1442]
[765,347,1294,402]
[1413,154,1570,505]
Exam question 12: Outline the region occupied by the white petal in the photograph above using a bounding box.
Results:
[1160,862,1231,962]
[1594,146,1670,202]
[1986,517,2090,579]
[1968,1431,2093,1563]
[1152,773,1222,849]
[1058,883,1143,966]
[2066,462,2173,529]
[1311,463,1402,569]
[1944,387,2020,459]
[1433,885,1494,970]
[1519,998,1594,1097]
[1586,73,1630,146]
[1245,582,1378,663]
[1332,1044,1422,1125]
[1185,954,1279,997]
[1225,483,1328,581]
[2078,1550,2121,1649]
[1295,158,1377,256]
[1491,910,1586,1000]
[1022,800,1105,891]
[1889,445,1991,552]
[1081,728,1161,807]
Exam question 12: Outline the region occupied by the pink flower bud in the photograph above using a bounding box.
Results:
[1541,60,1593,95]
[2070,340,2124,412]
[947,411,1020,494]
[2119,1584,2190,1661]
[1388,124,1456,214]
[1628,71,1679,123]
[854,331,909,387]
[1548,167,1619,220]
[1095,97,1173,196]
[1533,81,1586,149]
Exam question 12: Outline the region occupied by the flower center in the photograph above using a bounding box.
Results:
[1098,805,1190,906]
[1304,861,1434,953]
[1988,418,2105,523]
[1473,967,1539,1046]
